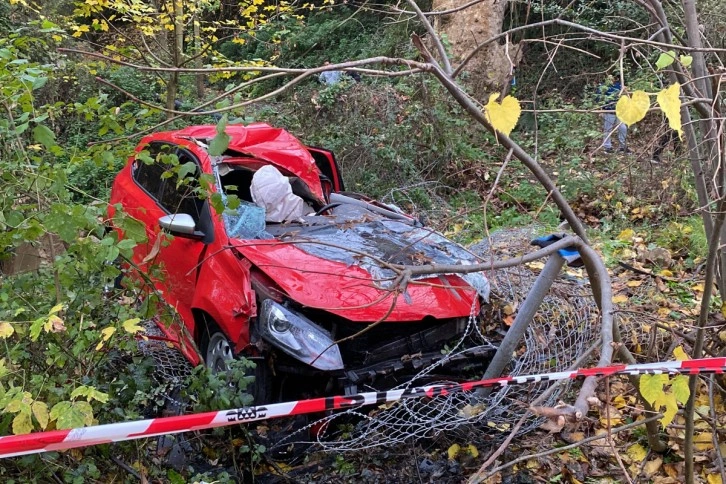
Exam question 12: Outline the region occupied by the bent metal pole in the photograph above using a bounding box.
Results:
[0,357,724,458]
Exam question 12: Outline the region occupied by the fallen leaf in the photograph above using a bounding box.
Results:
[707,474,723,484]
[612,395,627,409]
[673,346,690,361]
[626,443,647,462]
[447,443,461,460]
[617,228,634,241]
[644,457,663,476]
[612,294,629,304]
[694,432,714,451]
[626,280,643,287]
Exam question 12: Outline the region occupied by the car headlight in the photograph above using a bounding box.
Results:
[259,299,344,371]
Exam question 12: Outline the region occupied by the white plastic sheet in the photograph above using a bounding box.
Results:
[250,165,305,222]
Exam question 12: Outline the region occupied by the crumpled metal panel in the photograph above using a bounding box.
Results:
[235,204,489,321]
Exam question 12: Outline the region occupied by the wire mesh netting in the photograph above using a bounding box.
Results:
[272,228,601,452]
[136,227,600,453]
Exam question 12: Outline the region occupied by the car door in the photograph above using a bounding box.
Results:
[307,147,345,193]
[129,143,213,327]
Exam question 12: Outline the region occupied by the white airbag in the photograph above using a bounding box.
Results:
[251,165,305,222]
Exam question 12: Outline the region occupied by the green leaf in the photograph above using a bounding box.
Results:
[226,194,240,210]
[116,239,137,250]
[0,359,9,380]
[208,115,230,156]
[50,401,94,430]
[177,161,198,182]
[29,317,45,341]
[210,192,225,215]
[671,375,690,404]
[656,50,676,70]
[71,385,109,403]
[679,55,693,68]
[32,124,56,149]
[113,211,148,244]
[639,373,667,405]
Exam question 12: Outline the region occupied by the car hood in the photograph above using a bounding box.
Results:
[232,206,489,322]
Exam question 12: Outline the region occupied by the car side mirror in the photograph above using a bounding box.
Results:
[159,213,205,239]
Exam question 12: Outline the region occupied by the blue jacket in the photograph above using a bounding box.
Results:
[598,81,621,111]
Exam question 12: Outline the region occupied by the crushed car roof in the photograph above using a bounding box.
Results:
[161,123,324,199]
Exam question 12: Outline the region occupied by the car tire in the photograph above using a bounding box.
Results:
[199,320,272,405]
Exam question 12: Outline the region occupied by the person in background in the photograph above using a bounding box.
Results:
[598,76,630,154]
[319,61,361,85]
[319,61,343,85]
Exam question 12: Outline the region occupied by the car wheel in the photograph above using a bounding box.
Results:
[200,322,272,405]
[204,331,234,373]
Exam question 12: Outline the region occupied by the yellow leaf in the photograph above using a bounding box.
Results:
[12,411,33,435]
[657,392,679,427]
[671,375,690,404]
[0,322,15,339]
[32,401,49,429]
[503,303,516,315]
[721,302,726,319]
[708,474,724,484]
[613,395,627,409]
[694,432,714,451]
[657,83,682,138]
[466,444,479,458]
[617,228,634,241]
[122,318,143,334]
[672,346,690,361]
[612,294,629,304]
[526,261,545,271]
[680,55,693,68]
[49,303,63,315]
[100,327,116,341]
[626,280,643,287]
[447,443,461,460]
[616,90,650,127]
[627,443,647,462]
[659,269,674,278]
[484,93,521,136]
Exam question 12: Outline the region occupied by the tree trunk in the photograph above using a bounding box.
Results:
[166,0,185,118]
[432,0,522,95]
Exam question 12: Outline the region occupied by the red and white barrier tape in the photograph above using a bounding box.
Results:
[1,357,724,459]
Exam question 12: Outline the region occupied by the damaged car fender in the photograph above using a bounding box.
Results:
[191,247,255,354]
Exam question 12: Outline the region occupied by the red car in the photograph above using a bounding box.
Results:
[109,123,491,402]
